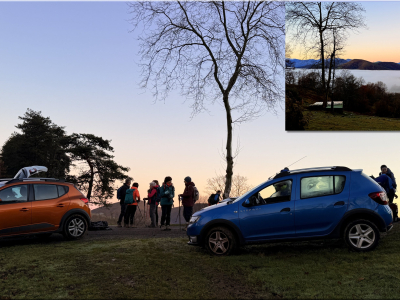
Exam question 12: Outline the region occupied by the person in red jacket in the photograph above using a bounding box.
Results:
[146,181,158,228]
[178,176,195,230]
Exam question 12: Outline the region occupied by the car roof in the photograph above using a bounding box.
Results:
[0,178,69,186]
[273,166,353,179]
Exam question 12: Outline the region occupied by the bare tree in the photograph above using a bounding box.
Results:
[205,174,253,198]
[129,1,284,198]
[286,2,366,107]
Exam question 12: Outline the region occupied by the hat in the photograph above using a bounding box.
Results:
[164,176,172,183]
[184,176,191,183]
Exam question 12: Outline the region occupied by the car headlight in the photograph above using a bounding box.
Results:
[189,215,201,224]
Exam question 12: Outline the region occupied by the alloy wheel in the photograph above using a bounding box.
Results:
[208,231,230,254]
[348,224,375,249]
[68,218,85,237]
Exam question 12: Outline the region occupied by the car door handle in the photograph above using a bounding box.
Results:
[280,207,290,212]
[20,208,29,212]
[57,204,65,207]
[334,201,345,206]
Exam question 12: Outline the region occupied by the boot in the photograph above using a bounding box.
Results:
[130,223,136,228]
[124,223,129,228]
[160,224,165,230]
[165,225,171,231]
[117,222,122,228]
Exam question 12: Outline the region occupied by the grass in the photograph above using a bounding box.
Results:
[304,110,400,131]
[1,225,400,299]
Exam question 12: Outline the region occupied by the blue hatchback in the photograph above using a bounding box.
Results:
[187,167,393,255]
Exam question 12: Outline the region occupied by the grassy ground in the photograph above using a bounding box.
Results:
[1,225,400,299]
[305,110,400,131]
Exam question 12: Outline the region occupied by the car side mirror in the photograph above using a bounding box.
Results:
[242,198,251,207]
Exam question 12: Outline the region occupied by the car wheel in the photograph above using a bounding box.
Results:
[205,226,237,256]
[63,214,87,240]
[344,219,380,252]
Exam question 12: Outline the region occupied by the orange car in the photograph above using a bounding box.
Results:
[0,178,91,239]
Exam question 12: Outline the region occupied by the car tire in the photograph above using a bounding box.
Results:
[63,214,87,240]
[344,219,380,252]
[205,226,237,256]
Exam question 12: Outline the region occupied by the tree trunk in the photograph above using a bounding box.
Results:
[318,4,327,107]
[86,160,94,200]
[222,93,233,199]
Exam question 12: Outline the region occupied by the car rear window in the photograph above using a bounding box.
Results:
[301,175,346,199]
[34,184,58,200]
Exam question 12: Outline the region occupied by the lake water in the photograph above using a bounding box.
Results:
[292,69,400,93]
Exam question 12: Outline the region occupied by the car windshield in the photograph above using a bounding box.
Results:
[232,179,271,203]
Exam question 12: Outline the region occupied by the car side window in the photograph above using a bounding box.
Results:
[0,185,29,203]
[248,179,292,206]
[34,184,59,201]
[57,185,68,197]
[301,176,346,199]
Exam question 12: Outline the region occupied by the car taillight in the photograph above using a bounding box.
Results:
[368,192,388,205]
[80,198,89,205]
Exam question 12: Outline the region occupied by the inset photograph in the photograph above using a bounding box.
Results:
[285,1,400,131]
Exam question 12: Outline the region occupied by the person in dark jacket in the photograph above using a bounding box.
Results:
[380,165,397,203]
[178,176,195,230]
[117,178,132,227]
[153,180,160,226]
[159,176,175,230]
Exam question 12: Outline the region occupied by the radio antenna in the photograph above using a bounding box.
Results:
[286,156,307,168]
[268,156,307,179]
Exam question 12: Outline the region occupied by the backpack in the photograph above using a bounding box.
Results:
[208,194,216,205]
[117,186,123,200]
[193,186,199,203]
[124,189,135,204]
[155,187,161,204]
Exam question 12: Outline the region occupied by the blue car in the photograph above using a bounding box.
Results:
[187,167,393,255]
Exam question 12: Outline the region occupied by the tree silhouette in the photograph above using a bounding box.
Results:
[129,1,284,198]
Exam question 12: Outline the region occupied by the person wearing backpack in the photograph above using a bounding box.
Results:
[124,182,141,228]
[380,165,397,203]
[146,181,159,228]
[159,176,175,230]
[207,190,221,206]
[117,178,132,227]
[178,176,198,230]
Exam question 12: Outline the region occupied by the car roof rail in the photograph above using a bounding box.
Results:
[273,166,352,179]
[5,178,66,185]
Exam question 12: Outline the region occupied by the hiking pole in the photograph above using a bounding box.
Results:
[143,198,146,227]
[179,196,182,231]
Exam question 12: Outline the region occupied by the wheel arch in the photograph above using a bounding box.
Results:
[337,209,386,237]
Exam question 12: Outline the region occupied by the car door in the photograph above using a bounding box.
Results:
[295,173,350,237]
[0,184,32,236]
[238,177,296,241]
[31,184,71,232]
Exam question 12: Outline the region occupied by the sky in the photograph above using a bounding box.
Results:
[288,1,400,63]
[1,2,400,207]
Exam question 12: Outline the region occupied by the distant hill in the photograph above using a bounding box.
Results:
[339,59,400,70]
[287,58,351,69]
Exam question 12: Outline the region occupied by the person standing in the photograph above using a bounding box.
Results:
[159,176,174,230]
[178,176,195,230]
[380,165,397,203]
[152,180,160,226]
[146,181,158,228]
[117,178,132,227]
[124,182,141,228]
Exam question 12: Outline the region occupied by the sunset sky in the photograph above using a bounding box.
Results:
[1,2,400,207]
[288,1,400,63]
